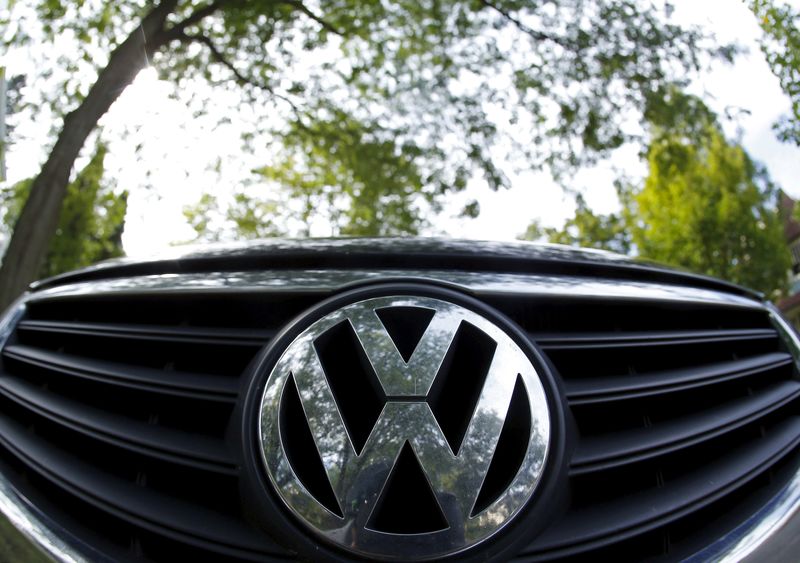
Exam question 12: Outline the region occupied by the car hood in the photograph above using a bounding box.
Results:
[29,237,761,299]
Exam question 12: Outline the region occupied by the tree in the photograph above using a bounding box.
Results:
[184,192,285,241]
[1,144,127,279]
[633,115,788,295]
[187,108,433,238]
[0,69,25,182]
[521,193,632,254]
[526,93,790,296]
[0,0,730,308]
[750,0,800,145]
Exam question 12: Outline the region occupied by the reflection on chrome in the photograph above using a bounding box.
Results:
[259,295,550,560]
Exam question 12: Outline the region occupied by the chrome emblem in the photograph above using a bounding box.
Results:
[259,295,550,559]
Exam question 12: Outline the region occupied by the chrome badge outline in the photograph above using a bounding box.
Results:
[258,295,551,559]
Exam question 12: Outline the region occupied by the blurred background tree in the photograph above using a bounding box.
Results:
[0,69,25,183]
[0,0,732,307]
[186,109,433,239]
[521,193,632,255]
[0,144,126,279]
[523,92,790,296]
[750,0,800,146]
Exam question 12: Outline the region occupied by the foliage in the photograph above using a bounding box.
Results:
[0,144,127,278]
[525,93,790,296]
[2,72,25,137]
[184,192,284,240]
[750,0,800,145]
[259,108,434,236]
[0,68,25,182]
[633,114,788,295]
[188,107,435,238]
[3,0,733,242]
[521,193,632,255]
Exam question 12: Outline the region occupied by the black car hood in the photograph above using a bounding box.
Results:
[30,237,761,299]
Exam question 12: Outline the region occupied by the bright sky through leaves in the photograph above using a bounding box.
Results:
[3,0,800,257]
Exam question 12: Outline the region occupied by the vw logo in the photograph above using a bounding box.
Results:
[258,292,551,559]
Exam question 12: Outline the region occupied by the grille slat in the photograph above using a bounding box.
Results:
[565,351,793,405]
[3,345,239,402]
[0,373,236,474]
[525,416,800,557]
[17,319,274,347]
[534,328,778,350]
[570,381,800,475]
[0,411,284,559]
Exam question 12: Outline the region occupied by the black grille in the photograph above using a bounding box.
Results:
[0,291,323,561]
[0,283,797,562]
[485,294,800,561]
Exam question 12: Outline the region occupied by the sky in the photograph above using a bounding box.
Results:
[3,0,800,257]
[442,0,800,243]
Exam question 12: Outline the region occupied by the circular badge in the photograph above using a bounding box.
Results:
[258,290,551,560]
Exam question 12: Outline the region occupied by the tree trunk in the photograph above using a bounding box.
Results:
[0,0,179,310]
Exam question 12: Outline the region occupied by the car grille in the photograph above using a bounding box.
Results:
[486,294,800,560]
[0,290,311,561]
[0,276,798,561]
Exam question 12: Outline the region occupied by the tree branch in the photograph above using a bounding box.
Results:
[477,0,567,47]
[182,31,303,113]
[163,0,230,42]
[166,0,342,39]
[139,0,182,51]
[277,0,343,35]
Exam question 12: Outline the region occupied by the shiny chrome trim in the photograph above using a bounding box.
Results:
[0,474,91,563]
[0,297,26,346]
[259,295,550,560]
[768,303,800,373]
[28,269,763,309]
